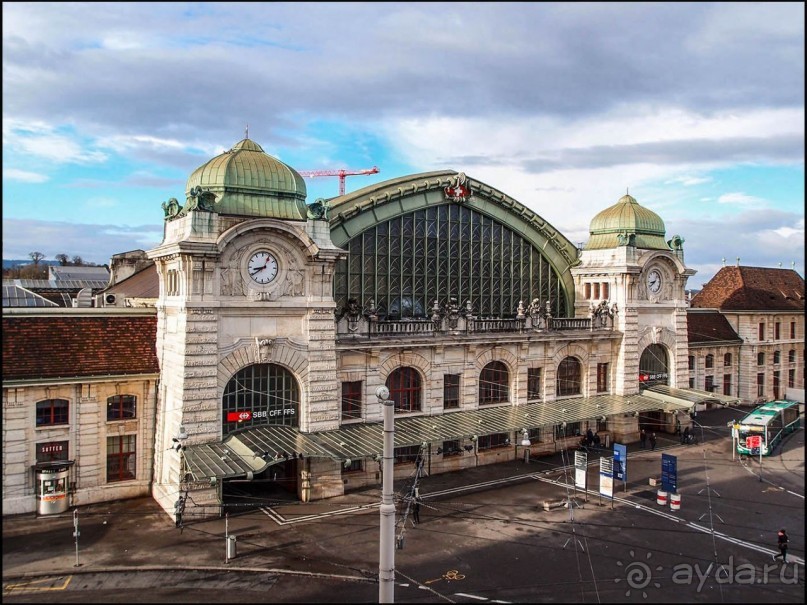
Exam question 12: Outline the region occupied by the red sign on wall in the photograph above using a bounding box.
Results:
[227,411,252,422]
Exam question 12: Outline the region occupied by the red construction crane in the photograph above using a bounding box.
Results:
[297,166,380,196]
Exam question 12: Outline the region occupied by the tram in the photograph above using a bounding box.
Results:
[735,400,801,456]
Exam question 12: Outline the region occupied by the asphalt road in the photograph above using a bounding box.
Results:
[3,406,804,603]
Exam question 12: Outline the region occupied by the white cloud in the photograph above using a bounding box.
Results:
[716,192,766,206]
[3,168,49,183]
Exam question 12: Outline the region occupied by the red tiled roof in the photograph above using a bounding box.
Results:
[3,315,159,381]
[690,266,805,311]
[687,310,742,344]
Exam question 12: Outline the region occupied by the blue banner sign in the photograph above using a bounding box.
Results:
[613,443,627,482]
[661,453,677,493]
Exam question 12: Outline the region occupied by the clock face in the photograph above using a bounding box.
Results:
[647,269,662,294]
[247,250,279,284]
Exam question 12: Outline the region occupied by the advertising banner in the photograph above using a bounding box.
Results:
[574,450,587,489]
[599,457,613,498]
[613,443,627,482]
[661,453,677,493]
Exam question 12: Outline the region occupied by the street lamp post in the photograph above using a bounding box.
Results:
[377,385,395,603]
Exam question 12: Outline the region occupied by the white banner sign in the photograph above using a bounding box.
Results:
[574,450,587,489]
[599,457,614,498]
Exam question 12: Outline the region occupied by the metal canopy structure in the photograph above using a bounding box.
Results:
[642,385,741,410]
[183,393,682,482]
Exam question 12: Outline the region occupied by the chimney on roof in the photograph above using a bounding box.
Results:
[736,257,740,267]
[721,258,726,267]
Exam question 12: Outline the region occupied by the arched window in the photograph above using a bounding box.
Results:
[479,361,509,404]
[724,353,732,367]
[557,357,582,396]
[36,399,69,427]
[107,395,137,421]
[387,367,422,413]
[222,363,299,436]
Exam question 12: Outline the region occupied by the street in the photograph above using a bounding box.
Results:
[3,406,804,603]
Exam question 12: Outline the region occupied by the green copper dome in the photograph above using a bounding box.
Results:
[184,138,308,220]
[584,193,670,250]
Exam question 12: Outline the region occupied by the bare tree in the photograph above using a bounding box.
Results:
[71,255,84,266]
[55,253,70,266]
[29,251,45,266]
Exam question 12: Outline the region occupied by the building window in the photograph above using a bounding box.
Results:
[788,349,796,363]
[107,395,137,421]
[341,381,363,421]
[440,439,462,456]
[597,363,609,393]
[724,353,732,367]
[393,445,420,465]
[343,459,363,473]
[557,357,582,396]
[36,441,69,463]
[723,375,732,397]
[689,377,695,388]
[773,351,781,365]
[388,367,422,413]
[775,322,781,340]
[756,373,765,398]
[773,371,781,399]
[479,361,509,404]
[477,432,510,451]
[788,369,795,389]
[705,375,714,392]
[107,435,136,482]
[584,283,591,299]
[593,283,600,300]
[527,368,543,400]
[602,283,609,300]
[443,374,460,409]
[688,355,695,371]
[527,427,543,442]
[705,354,714,369]
[36,399,69,427]
[222,363,300,436]
[758,323,765,341]
[757,352,765,366]
[555,422,581,439]
[790,322,796,339]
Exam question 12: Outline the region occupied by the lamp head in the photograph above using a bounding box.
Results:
[376,385,390,401]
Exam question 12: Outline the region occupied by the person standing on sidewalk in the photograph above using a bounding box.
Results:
[412,496,421,525]
[649,432,657,451]
[640,429,647,449]
[773,529,789,563]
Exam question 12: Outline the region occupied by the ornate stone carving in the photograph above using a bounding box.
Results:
[254,337,273,362]
[444,172,471,202]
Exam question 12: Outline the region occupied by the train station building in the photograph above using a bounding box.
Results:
[3,137,802,519]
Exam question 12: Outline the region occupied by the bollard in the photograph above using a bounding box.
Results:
[226,535,237,560]
[670,492,681,511]
[656,490,668,506]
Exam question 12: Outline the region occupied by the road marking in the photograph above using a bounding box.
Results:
[4,576,72,593]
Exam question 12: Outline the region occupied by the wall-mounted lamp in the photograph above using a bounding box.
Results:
[633,411,640,418]
[343,458,353,468]
[470,435,478,442]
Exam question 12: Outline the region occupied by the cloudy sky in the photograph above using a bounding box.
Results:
[3,2,804,288]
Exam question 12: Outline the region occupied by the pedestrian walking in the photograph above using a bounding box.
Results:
[675,417,681,436]
[649,432,657,451]
[681,426,690,445]
[640,429,647,449]
[773,529,789,563]
[412,497,421,525]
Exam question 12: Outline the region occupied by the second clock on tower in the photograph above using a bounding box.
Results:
[646,268,663,294]
[247,250,279,284]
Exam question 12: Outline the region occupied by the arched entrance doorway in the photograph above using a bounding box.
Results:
[221,363,301,507]
[639,344,670,431]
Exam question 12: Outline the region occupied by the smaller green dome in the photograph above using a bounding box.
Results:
[184,138,308,220]
[585,193,670,250]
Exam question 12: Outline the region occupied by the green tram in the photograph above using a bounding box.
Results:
[736,400,802,456]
